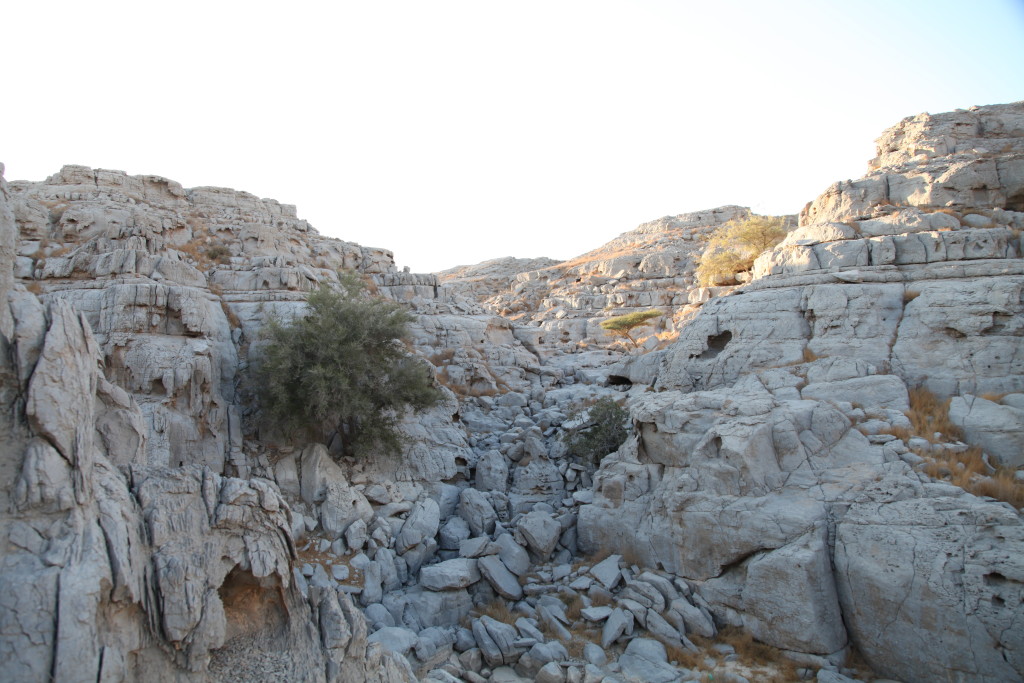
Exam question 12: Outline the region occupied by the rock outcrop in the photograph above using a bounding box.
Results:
[581,101,1024,682]
[3,100,1023,683]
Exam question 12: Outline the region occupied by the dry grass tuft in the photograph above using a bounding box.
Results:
[206,244,231,263]
[890,388,1024,509]
[719,626,781,665]
[564,594,584,622]
[429,348,456,366]
[588,591,614,608]
[474,599,515,624]
[565,637,586,659]
[906,387,962,443]
[802,347,822,363]
[664,642,706,671]
[619,547,644,568]
[971,470,1024,509]
[220,300,242,329]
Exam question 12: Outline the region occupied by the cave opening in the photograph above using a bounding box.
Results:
[217,566,287,642]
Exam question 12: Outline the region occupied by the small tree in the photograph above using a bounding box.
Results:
[600,309,662,348]
[561,397,629,464]
[695,214,787,287]
[255,273,441,458]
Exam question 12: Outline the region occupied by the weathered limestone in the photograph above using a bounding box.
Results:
[4,101,1024,683]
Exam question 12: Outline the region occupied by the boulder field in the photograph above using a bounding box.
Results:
[1,101,1022,682]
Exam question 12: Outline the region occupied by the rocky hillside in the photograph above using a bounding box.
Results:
[441,206,797,355]
[1,101,1023,683]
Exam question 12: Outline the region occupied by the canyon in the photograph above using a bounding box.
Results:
[1,101,1022,682]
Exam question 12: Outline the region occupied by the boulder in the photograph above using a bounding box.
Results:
[494,533,531,576]
[618,638,680,683]
[459,488,497,537]
[949,395,1024,467]
[834,496,1024,681]
[801,375,910,412]
[472,616,521,667]
[419,558,481,591]
[516,510,562,560]
[601,607,633,648]
[477,554,524,600]
[367,626,419,656]
[397,498,441,553]
[589,554,623,590]
[439,516,472,550]
[476,450,509,493]
[320,482,373,540]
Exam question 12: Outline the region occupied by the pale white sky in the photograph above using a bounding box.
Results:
[4,1,1023,273]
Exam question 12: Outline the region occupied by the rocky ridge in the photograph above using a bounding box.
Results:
[1,101,1023,683]
[440,206,796,355]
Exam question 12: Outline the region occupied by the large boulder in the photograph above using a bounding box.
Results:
[397,498,442,553]
[419,558,481,591]
[835,496,1024,682]
[949,394,1024,467]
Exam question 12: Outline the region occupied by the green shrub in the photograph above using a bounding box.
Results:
[599,309,662,348]
[255,273,441,458]
[695,214,787,287]
[206,244,231,263]
[561,397,629,463]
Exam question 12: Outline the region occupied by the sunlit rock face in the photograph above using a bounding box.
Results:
[581,101,1024,682]
[2,100,1023,683]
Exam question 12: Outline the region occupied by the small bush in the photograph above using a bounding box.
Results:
[561,397,629,464]
[695,214,787,287]
[206,244,231,263]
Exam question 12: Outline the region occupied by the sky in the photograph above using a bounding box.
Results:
[4,1,1023,273]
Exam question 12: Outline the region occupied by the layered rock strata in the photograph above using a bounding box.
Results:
[2,100,1023,683]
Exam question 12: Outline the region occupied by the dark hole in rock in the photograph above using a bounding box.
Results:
[984,571,1010,587]
[607,375,633,387]
[218,566,286,642]
[1005,189,1024,213]
[696,331,732,360]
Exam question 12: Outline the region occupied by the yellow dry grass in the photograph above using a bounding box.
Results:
[905,387,962,443]
[884,387,1024,509]
[473,598,515,624]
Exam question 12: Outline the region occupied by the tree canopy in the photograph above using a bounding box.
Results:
[255,273,441,458]
[695,214,788,287]
[599,309,662,348]
[560,397,629,464]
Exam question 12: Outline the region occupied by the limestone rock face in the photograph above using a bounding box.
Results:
[803,101,1024,224]
[0,165,419,683]
[4,102,1024,683]
[0,297,411,682]
[835,497,1024,682]
[579,101,1024,683]
[442,206,794,358]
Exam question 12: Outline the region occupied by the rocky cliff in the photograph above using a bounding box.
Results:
[2,102,1023,683]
